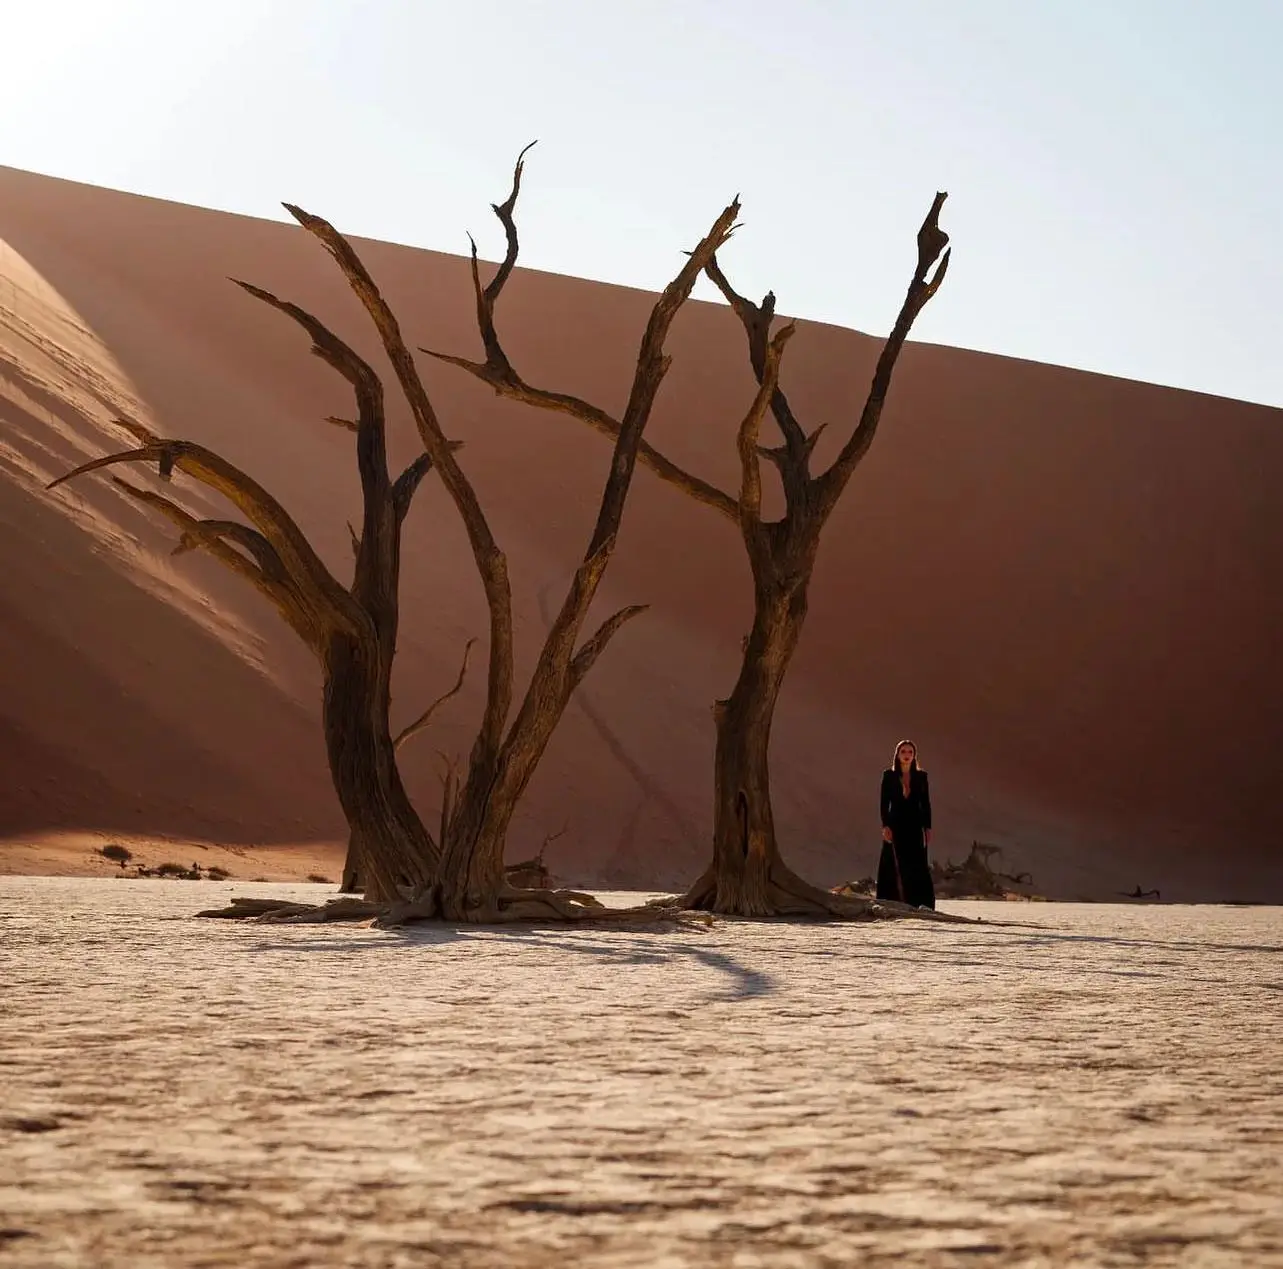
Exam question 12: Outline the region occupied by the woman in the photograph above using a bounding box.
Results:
[877,739,936,909]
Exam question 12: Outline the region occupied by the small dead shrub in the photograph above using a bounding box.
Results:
[100,844,132,867]
[306,874,334,885]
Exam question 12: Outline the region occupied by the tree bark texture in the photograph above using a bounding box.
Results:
[698,573,808,913]
[321,631,433,903]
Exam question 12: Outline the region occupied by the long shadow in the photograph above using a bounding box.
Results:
[974,929,1283,957]
[790,942,1275,988]
[247,925,778,1001]
[245,926,1266,990]
[534,582,701,858]
[240,925,1275,991]
[234,906,1280,1001]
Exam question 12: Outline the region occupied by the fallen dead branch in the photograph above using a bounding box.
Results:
[194,892,715,929]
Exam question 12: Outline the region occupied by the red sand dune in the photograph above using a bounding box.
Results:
[1,166,1279,902]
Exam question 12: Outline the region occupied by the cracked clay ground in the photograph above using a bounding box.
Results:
[1,878,1280,1267]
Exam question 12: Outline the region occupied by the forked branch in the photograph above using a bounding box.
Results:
[169,515,288,581]
[817,191,951,514]
[704,259,809,463]
[392,451,435,522]
[110,478,314,641]
[735,322,798,527]
[48,420,359,641]
[420,147,740,522]
[504,191,742,732]
[284,203,515,762]
[471,137,538,370]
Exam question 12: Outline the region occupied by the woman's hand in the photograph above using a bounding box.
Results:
[882,826,893,843]
[924,829,933,847]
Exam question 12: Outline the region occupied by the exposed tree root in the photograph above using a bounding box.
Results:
[194,889,713,930]
[378,884,710,928]
[666,860,980,925]
[194,896,386,923]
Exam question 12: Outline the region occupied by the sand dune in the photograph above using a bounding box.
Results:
[0,165,1279,901]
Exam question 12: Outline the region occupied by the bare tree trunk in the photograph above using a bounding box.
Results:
[681,570,819,914]
[435,596,643,921]
[339,835,360,892]
[321,632,432,904]
[435,762,508,920]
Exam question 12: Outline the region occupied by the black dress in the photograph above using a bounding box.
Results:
[877,768,936,909]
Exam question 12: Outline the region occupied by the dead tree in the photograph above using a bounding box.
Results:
[48,310,439,906]
[428,147,952,919]
[52,174,742,926]
[310,176,743,923]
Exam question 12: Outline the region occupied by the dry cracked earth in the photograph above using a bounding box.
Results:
[1,878,1280,1267]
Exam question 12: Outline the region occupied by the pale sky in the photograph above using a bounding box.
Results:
[2,0,1279,406]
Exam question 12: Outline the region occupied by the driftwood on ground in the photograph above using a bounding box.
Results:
[833,842,1045,902]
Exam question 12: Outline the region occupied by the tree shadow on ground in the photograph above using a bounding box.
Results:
[246,925,778,1002]
[975,928,1283,957]
[235,908,1279,997]
[792,933,1274,988]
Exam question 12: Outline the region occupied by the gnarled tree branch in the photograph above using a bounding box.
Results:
[170,515,289,582]
[234,279,389,504]
[394,638,477,751]
[703,260,809,465]
[233,278,407,627]
[472,138,538,370]
[817,191,950,515]
[49,420,360,641]
[420,146,740,523]
[503,193,742,732]
[109,477,316,641]
[735,322,798,527]
[392,442,461,524]
[568,603,648,691]
[282,204,515,765]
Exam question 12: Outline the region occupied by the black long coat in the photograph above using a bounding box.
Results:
[876,767,935,909]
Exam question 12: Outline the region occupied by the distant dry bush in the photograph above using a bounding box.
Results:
[154,862,189,878]
[100,844,132,867]
[206,867,232,881]
[306,874,334,885]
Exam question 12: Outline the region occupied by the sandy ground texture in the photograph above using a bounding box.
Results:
[1,879,1280,1268]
